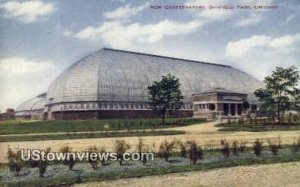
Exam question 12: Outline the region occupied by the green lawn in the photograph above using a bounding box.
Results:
[216,123,300,132]
[0,118,206,135]
[0,130,185,142]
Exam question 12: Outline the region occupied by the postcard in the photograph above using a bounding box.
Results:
[0,0,299,186]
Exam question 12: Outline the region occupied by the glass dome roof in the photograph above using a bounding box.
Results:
[46,48,264,105]
[15,93,46,114]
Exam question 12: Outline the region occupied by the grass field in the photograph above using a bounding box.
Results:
[216,123,300,132]
[0,118,206,135]
[0,130,185,142]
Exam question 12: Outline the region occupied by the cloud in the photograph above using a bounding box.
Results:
[226,35,272,58]
[104,3,148,20]
[226,33,300,58]
[73,19,201,47]
[225,33,300,80]
[70,19,203,48]
[0,57,59,111]
[0,57,56,75]
[65,3,203,48]
[269,34,300,49]
[234,14,263,27]
[0,0,56,23]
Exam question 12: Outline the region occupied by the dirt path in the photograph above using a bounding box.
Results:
[74,162,300,187]
[1,121,300,163]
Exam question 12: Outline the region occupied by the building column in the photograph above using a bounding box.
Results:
[228,103,231,116]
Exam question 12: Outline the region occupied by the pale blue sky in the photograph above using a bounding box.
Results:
[0,0,299,111]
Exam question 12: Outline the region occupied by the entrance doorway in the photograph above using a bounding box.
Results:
[230,104,235,116]
[223,104,229,116]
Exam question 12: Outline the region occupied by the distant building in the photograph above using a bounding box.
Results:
[0,108,15,120]
[15,48,263,120]
[192,88,250,119]
[15,93,46,120]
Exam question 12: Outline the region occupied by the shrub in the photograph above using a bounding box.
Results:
[253,139,263,156]
[88,146,98,170]
[232,141,238,156]
[137,138,144,157]
[291,137,300,153]
[141,148,151,165]
[99,147,106,166]
[114,140,130,165]
[277,136,282,148]
[268,141,280,155]
[177,140,187,158]
[238,141,247,153]
[60,146,77,170]
[136,138,147,165]
[188,141,203,165]
[7,147,23,176]
[28,160,39,168]
[220,140,230,158]
[151,143,157,156]
[292,114,298,123]
[38,147,51,177]
[158,140,175,162]
[267,136,281,155]
[27,158,39,168]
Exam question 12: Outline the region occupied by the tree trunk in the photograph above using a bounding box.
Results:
[161,113,166,125]
[277,102,280,124]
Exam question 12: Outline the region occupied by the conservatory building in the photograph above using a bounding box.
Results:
[15,48,263,120]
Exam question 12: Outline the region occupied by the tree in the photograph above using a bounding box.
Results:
[114,140,130,165]
[188,141,203,165]
[148,74,183,125]
[291,88,300,113]
[158,140,175,162]
[242,101,250,111]
[208,103,215,111]
[254,66,300,123]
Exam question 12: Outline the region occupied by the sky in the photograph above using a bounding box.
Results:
[0,0,300,112]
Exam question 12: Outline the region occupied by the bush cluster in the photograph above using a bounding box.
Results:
[188,141,203,165]
[158,140,176,162]
[7,135,300,178]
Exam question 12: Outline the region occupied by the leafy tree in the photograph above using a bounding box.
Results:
[60,146,77,170]
[114,140,130,165]
[7,148,23,176]
[158,140,175,162]
[208,104,215,111]
[242,101,250,111]
[188,141,203,165]
[254,66,300,123]
[148,74,183,125]
[291,88,300,113]
[253,139,263,156]
[38,147,51,177]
